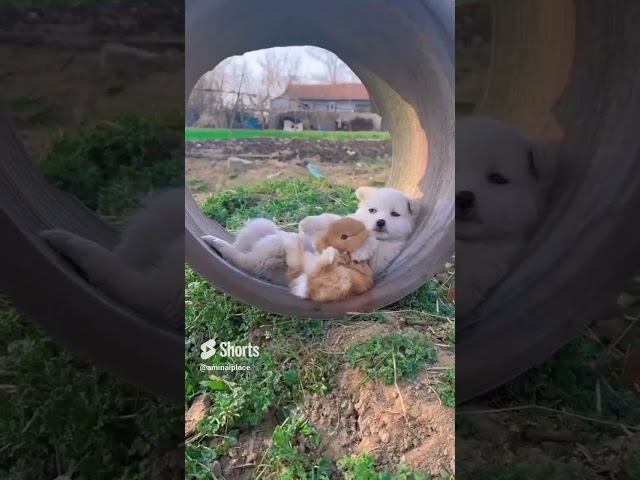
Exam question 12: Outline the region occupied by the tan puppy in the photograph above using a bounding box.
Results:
[202,186,420,283]
[285,217,374,302]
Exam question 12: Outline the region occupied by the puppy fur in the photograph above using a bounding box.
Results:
[205,186,421,284]
[455,115,556,316]
[285,217,374,302]
[40,187,185,332]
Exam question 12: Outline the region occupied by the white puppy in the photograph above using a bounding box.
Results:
[40,187,185,332]
[203,186,421,284]
[455,116,556,316]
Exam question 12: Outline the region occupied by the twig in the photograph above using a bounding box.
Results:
[457,405,639,432]
[610,315,639,351]
[392,353,410,426]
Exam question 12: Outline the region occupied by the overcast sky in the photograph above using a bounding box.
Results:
[221,46,359,84]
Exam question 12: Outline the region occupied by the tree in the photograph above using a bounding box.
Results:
[249,48,302,124]
[306,46,359,84]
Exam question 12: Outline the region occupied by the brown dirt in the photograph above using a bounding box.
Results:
[185,138,392,202]
[1,6,183,157]
[218,323,456,479]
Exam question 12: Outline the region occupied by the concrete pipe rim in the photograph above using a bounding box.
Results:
[184,0,455,318]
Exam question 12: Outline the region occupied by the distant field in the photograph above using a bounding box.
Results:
[185,128,391,141]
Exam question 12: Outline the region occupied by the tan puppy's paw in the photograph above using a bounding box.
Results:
[320,246,338,264]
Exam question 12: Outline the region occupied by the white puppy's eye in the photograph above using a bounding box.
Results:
[341,234,348,240]
[391,212,400,217]
[369,208,377,213]
[488,173,510,185]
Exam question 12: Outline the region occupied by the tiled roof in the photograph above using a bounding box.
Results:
[282,83,370,101]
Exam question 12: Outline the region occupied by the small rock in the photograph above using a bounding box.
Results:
[379,431,390,443]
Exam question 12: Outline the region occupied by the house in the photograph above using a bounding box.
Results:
[270,82,373,113]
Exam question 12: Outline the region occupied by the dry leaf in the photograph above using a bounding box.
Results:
[185,393,211,438]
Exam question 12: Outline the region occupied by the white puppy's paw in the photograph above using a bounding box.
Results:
[352,235,377,262]
[202,236,230,255]
[281,232,299,249]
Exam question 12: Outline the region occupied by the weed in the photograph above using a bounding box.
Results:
[201,178,357,231]
[37,113,183,215]
[256,416,332,480]
[434,368,455,407]
[0,297,181,480]
[338,452,431,479]
[456,461,582,480]
[8,94,53,126]
[187,177,209,193]
[346,333,437,385]
[392,281,454,320]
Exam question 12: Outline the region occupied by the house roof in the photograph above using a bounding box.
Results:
[281,83,370,102]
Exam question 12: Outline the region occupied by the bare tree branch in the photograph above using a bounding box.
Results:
[305,46,358,84]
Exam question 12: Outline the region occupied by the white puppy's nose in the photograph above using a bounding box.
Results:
[456,190,475,209]
[376,219,386,228]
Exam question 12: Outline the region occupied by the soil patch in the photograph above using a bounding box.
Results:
[216,323,455,479]
[185,138,392,202]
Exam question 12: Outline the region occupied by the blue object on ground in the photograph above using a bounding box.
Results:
[306,163,325,178]
[243,117,263,129]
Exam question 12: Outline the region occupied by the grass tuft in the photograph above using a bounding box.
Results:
[38,113,183,215]
[346,333,437,385]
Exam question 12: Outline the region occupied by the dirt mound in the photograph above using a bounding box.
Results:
[304,369,455,477]
[186,137,392,164]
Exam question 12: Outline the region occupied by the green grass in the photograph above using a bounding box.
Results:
[338,452,433,480]
[345,333,437,385]
[256,416,332,480]
[434,368,455,408]
[1,113,183,479]
[186,179,455,478]
[456,461,583,480]
[201,178,358,232]
[38,112,183,216]
[185,127,390,142]
[8,94,54,126]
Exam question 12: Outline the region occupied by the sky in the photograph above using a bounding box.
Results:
[216,45,359,85]
[241,46,328,80]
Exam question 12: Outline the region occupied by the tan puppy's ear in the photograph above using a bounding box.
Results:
[528,143,556,189]
[355,186,377,202]
[407,198,421,217]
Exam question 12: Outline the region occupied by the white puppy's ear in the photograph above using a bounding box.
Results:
[407,198,421,217]
[528,143,556,188]
[355,186,377,202]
